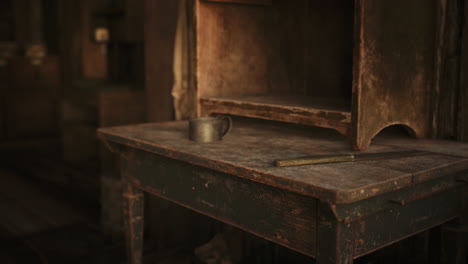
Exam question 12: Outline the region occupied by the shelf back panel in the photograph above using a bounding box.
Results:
[196,0,354,100]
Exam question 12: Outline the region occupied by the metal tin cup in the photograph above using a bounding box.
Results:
[188,116,232,143]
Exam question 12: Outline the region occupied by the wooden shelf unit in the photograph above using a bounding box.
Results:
[200,96,351,135]
[194,0,439,150]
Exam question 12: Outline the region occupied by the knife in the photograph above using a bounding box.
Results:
[274,150,428,167]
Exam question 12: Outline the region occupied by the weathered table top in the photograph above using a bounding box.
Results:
[98,120,468,204]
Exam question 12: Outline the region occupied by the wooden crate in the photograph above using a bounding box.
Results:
[194,0,441,150]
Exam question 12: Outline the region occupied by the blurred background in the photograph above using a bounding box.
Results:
[0,0,466,263]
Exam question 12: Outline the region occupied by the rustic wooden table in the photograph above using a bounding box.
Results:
[98,120,468,264]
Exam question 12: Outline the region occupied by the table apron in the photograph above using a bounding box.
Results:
[120,148,319,258]
[118,147,466,261]
[353,186,464,257]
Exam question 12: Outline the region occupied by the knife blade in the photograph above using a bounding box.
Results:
[274,150,428,167]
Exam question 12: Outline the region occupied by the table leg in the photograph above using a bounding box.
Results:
[441,185,468,264]
[316,202,354,264]
[122,180,145,264]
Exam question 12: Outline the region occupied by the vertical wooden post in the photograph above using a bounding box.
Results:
[122,179,145,264]
[432,0,463,139]
[440,184,468,264]
[30,0,44,45]
[316,201,354,264]
[459,0,468,142]
[14,0,45,47]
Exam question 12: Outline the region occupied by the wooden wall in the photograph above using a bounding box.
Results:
[144,0,179,122]
[460,1,468,143]
[0,0,14,42]
[0,0,61,145]
[431,0,464,140]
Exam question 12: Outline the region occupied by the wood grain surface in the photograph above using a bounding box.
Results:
[352,0,436,150]
[200,96,351,136]
[98,120,468,204]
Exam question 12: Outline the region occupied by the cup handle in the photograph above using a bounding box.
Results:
[220,115,232,137]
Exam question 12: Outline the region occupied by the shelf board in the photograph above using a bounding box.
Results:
[203,0,272,5]
[200,95,352,136]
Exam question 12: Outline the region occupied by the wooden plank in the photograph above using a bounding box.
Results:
[372,136,468,159]
[0,65,6,141]
[99,121,416,203]
[121,149,318,258]
[203,0,271,5]
[361,154,468,184]
[352,0,436,150]
[459,0,468,142]
[200,96,351,136]
[331,175,463,223]
[122,181,144,264]
[432,0,463,139]
[354,187,463,257]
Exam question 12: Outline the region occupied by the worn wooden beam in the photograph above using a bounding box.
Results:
[459,0,468,142]
[57,0,83,86]
[316,201,355,264]
[432,0,463,140]
[82,0,107,79]
[202,0,271,5]
[122,180,145,264]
